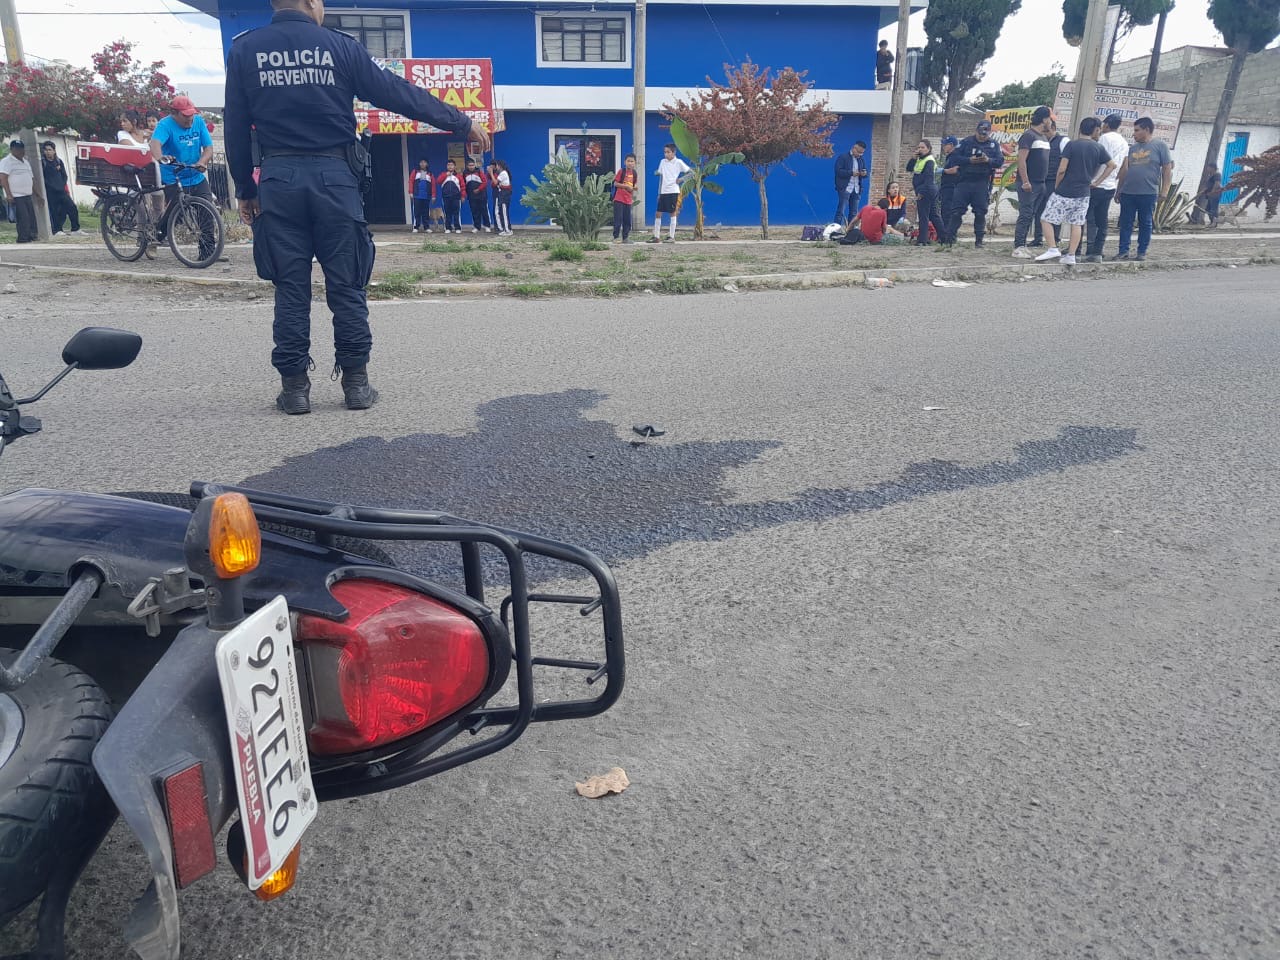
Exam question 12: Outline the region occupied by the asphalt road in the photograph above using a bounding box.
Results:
[2,267,1278,959]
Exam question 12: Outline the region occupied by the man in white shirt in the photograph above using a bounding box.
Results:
[0,140,40,243]
[1083,114,1129,262]
[649,142,690,243]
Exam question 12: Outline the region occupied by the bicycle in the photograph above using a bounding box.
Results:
[97,160,225,269]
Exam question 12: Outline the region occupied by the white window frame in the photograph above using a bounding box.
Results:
[323,8,413,58]
[535,11,631,70]
[547,127,623,166]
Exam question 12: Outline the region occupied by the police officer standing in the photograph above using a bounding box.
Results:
[942,120,1004,249]
[224,0,491,414]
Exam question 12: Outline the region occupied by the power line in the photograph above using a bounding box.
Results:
[16,9,213,14]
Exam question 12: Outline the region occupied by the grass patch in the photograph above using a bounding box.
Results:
[579,238,608,251]
[449,258,510,279]
[583,259,629,279]
[655,274,704,295]
[585,278,645,297]
[630,249,650,263]
[545,239,586,262]
[370,270,425,298]
[420,239,472,253]
[728,250,756,263]
[510,282,549,298]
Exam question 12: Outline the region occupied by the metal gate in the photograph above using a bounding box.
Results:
[1220,131,1250,205]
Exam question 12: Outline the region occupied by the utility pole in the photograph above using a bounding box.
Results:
[884,0,911,184]
[631,0,646,235]
[1144,8,1169,90]
[0,0,52,241]
[1070,0,1111,135]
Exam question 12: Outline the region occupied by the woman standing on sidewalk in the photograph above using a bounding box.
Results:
[906,140,945,246]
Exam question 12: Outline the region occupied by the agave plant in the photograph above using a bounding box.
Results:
[1154,178,1196,233]
[669,116,745,240]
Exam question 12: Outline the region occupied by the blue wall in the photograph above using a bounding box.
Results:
[211,1,882,223]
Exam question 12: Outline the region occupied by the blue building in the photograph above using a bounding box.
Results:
[186,0,926,226]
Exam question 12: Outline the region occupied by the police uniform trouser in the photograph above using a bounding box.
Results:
[938,186,956,241]
[253,155,375,377]
[946,180,990,243]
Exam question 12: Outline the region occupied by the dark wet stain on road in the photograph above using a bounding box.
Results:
[241,389,1140,579]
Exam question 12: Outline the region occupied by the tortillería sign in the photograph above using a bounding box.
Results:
[355,58,504,135]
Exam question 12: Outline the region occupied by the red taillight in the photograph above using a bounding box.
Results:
[297,579,491,755]
[161,762,216,889]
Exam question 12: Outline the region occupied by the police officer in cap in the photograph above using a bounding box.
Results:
[225,0,491,414]
[942,120,1003,249]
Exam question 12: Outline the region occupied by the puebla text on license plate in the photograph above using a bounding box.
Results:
[215,595,318,889]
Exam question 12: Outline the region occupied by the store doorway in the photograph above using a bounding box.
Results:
[549,129,619,184]
[366,135,406,224]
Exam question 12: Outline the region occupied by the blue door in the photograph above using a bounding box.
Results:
[1220,131,1249,205]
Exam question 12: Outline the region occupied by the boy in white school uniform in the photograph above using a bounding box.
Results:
[649,142,690,243]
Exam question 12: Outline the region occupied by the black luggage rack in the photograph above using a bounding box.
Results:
[190,481,625,800]
[75,156,160,190]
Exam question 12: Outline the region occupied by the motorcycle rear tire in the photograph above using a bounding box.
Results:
[108,491,398,568]
[0,654,114,927]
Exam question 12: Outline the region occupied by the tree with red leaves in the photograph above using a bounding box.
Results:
[0,41,173,142]
[666,61,837,239]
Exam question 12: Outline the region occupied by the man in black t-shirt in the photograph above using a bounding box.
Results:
[1011,106,1053,258]
[1033,120,1067,247]
[1035,117,1116,266]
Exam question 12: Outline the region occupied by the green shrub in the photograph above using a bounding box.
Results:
[521,154,613,241]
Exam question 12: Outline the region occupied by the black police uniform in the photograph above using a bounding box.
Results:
[943,134,1004,246]
[224,9,473,407]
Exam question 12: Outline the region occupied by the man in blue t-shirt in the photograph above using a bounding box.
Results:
[149,94,214,236]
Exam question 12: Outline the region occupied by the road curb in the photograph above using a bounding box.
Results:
[0,250,1265,299]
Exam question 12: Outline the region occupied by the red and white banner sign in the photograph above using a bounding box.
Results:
[356,58,503,135]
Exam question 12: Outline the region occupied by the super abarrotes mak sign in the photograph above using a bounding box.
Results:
[355,58,503,135]
[1054,82,1187,146]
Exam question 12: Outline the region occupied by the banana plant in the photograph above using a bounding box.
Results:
[985,160,1021,234]
[669,116,744,240]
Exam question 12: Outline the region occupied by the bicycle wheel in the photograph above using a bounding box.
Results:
[167,195,225,269]
[99,194,147,262]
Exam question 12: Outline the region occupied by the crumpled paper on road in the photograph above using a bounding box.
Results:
[575,767,630,798]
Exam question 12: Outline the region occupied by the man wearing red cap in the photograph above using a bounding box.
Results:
[150,94,215,240]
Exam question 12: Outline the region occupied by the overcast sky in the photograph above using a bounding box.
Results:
[13,0,1228,94]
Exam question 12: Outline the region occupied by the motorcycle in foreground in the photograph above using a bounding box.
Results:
[0,329,625,960]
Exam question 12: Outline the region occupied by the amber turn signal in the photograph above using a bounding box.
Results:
[209,493,261,579]
[252,843,301,901]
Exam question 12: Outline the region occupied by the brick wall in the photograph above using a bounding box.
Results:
[869,113,951,196]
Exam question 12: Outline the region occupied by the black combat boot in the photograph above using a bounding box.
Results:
[276,372,311,415]
[338,365,379,410]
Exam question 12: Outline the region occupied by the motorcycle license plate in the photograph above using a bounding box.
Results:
[214,595,318,890]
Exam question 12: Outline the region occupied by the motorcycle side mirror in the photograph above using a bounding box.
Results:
[61,327,143,370]
[13,328,143,405]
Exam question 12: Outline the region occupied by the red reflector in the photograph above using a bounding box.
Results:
[162,762,217,889]
[298,579,490,755]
